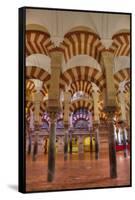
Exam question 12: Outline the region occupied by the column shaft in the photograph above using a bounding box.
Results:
[64,126,68,160]
[48,118,56,182]
[95,125,99,159]
[101,52,117,178]
[107,110,117,178]
[28,134,32,154]
[90,128,93,152]
[93,122,99,159]
[121,121,128,158]
[32,124,39,161]
[69,131,72,154]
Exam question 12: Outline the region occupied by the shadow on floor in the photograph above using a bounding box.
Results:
[8,184,18,191]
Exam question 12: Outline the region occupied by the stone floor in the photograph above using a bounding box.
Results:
[26,150,130,192]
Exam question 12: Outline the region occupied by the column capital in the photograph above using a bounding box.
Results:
[103,106,116,120]
[47,99,61,111]
[118,120,127,129]
[93,121,100,128]
[101,50,114,59]
[118,90,125,98]
[103,106,116,113]
[34,120,40,131]
[48,111,58,123]
[64,122,69,129]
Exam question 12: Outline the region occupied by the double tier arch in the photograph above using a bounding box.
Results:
[26,79,36,94]
[60,66,106,92]
[113,68,130,90]
[70,99,93,113]
[69,80,92,96]
[60,29,105,63]
[26,66,51,82]
[110,31,130,57]
[26,29,55,57]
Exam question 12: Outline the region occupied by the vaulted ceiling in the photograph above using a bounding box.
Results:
[25,8,130,120]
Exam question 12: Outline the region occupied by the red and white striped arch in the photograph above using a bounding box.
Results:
[40,82,50,97]
[126,102,130,112]
[39,101,47,117]
[26,66,51,82]
[26,100,48,122]
[70,99,93,113]
[26,101,35,113]
[26,79,36,93]
[26,30,55,56]
[113,68,130,90]
[69,80,92,96]
[60,31,105,63]
[99,112,107,120]
[26,65,50,121]
[110,32,130,57]
[60,66,106,91]
[124,80,130,94]
[42,112,50,124]
[116,101,130,119]
[26,101,35,122]
[98,100,104,113]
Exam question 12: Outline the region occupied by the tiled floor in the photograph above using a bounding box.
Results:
[26,150,130,192]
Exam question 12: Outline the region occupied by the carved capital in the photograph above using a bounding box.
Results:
[118,120,126,130]
[93,120,99,129]
[34,121,40,131]
[64,122,69,129]
[48,111,57,123]
[104,105,116,114]
[101,51,114,60]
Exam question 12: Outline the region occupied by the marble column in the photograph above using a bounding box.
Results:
[63,91,71,160]
[105,107,117,178]
[28,110,34,154]
[69,114,73,154]
[32,80,43,161]
[90,127,93,152]
[47,50,63,182]
[27,128,32,154]
[92,89,100,159]
[90,138,93,152]
[120,121,128,157]
[118,91,127,122]
[127,126,130,143]
[93,122,99,159]
[115,127,119,145]
[64,123,69,160]
[89,113,93,152]
[32,124,39,161]
[78,135,84,159]
[101,51,117,178]
[118,90,128,157]
[69,129,72,154]
[47,112,57,182]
